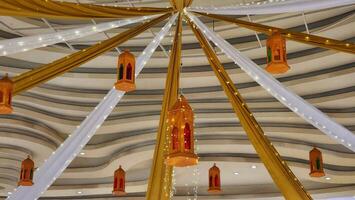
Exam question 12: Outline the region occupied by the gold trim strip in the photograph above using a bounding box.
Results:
[146,13,182,200]
[196,12,355,54]
[187,14,313,200]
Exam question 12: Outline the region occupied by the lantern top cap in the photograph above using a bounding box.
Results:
[116,165,125,173]
[269,30,283,38]
[170,95,192,111]
[23,155,34,165]
[210,163,219,171]
[0,73,13,83]
[311,147,321,153]
[119,49,134,58]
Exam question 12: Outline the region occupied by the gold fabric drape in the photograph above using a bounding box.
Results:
[170,0,193,11]
[12,13,171,95]
[0,0,172,19]
[146,13,182,200]
[197,12,355,54]
[187,16,313,200]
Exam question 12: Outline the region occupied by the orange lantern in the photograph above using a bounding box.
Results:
[208,163,221,193]
[18,155,34,186]
[309,147,325,177]
[112,165,127,196]
[265,30,290,74]
[0,74,13,114]
[166,95,198,167]
[114,49,136,92]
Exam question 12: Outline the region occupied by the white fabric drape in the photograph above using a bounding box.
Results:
[189,0,355,15]
[186,11,355,152]
[6,13,178,200]
[0,15,156,56]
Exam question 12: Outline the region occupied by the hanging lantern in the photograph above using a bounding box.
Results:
[208,163,221,193]
[114,49,136,92]
[309,147,325,177]
[0,74,13,114]
[166,95,198,167]
[18,155,34,186]
[265,30,290,74]
[112,165,127,196]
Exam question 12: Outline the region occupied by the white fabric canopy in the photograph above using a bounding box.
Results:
[0,15,155,56]
[189,0,355,15]
[186,11,355,152]
[6,13,178,200]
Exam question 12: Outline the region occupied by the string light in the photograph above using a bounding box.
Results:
[0,15,157,56]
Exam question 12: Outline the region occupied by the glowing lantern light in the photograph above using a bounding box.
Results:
[0,74,13,114]
[166,95,198,167]
[112,165,127,196]
[309,147,325,177]
[265,30,290,74]
[18,155,34,186]
[208,163,221,193]
[114,49,136,92]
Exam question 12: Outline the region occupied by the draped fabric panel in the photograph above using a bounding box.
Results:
[187,15,312,200]
[189,0,355,15]
[6,14,177,200]
[0,0,172,19]
[12,13,171,95]
[0,16,154,56]
[186,11,355,152]
[197,12,355,55]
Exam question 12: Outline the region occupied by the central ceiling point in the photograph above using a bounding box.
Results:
[170,0,193,11]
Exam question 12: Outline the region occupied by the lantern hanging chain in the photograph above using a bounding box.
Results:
[179,62,184,96]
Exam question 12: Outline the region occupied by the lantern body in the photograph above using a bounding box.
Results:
[112,165,127,196]
[265,30,290,74]
[114,50,136,92]
[208,163,221,193]
[18,156,34,186]
[166,95,198,167]
[0,74,13,114]
[309,147,325,177]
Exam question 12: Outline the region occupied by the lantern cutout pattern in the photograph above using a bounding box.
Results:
[18,155,34,186]
[309,147,325,177]
[0,74,13,114]
[166,95,198,167]
[112,165,127,196]
[265,30,290,74]
[115,49,136,92]
[208,163,222,193]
